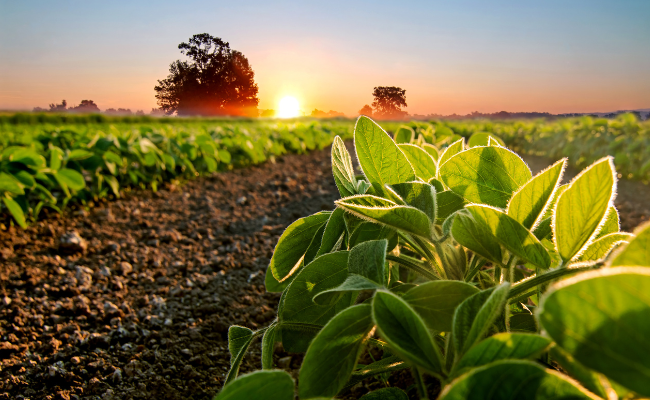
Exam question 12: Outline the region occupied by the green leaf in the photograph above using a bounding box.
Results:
[467,132,500,147]
[553,157,615,264]
[451,210,503,265]
[55,168,86,191]
[49,146,63,171]
[436,191,465,224]
[299,304,374,399]
[453,283,510,358]
[67,149,94,161]
[225,326,254,384]
[216,370,294,400]
[348,239,388,285]
[11,171,35,189]
[354,116,415,196]
[595,206,619,239]
[372,291,444,375]
[393,126,414,144]
[402,281,479,332]
[465,205,551,269]
[2,197,27,228]
[103,150,123,167]
[313,274,382,305]
[423,143,439,161]
[104,174,120,197]
[280,252,356,352]
[261,324,277,370]
[428,177,444,193]
[349,222,397,251]
[0,172,25,195]
[507,158,565,230]
[268,212,330,284]
[610,220,650,266]
[451,333,551,378]
[532,217,552,240]
[336,195,433,240]
[398,144,437,181]
[331,136,357,197]
[304,222,327,266]
[438,360,598,400]
[549,346,609,399]
[386,181,436,223]
[359,388,408,400]
[440,146,531,208]
[539,267,650,396]
[437,138,465,169]
[316,207,346,257]
[577,232,633,262]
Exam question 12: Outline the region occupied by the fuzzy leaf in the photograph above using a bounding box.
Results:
[610,221,650,266]
[422,143,439,161]
[539,267,650,396]
[331,136,357,197]
[451,210,503,265]
[348,239,388,285]
[372,291,444,374]
[553,158,615,264]
[316,207,347,257]
[507,158,565,230]
[359,388,408,400]
[595,206,619,239]
[299,304,374,399]
[55,168,86,191]
[393,126,414,144]
[402,281,479,332]
[398,144,437,181]
[216,370,294,400]
[578,232,633,262]
[437,138,464,168]
[225,326,254,384]
[354,116,415,196]
[438,360,598,400]
[453,283,510,358]
[451,333,551,378]
[2,197,27,228]
[386,181,436,223]
[440,146,531,208]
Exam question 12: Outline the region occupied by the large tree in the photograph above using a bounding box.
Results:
[155,34,259,117]
[371,86,408,119]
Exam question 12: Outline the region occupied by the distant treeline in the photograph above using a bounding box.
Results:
[0,112,259,126]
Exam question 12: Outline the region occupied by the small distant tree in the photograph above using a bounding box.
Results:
[136,110,145,116]
[33,106,47,112]
[311,109,345,118]
[155,33,259,117]
[150,107,166,116]
[70,100,100,113]
[259,109,275,117]
[358,104,373,117]
[49,100,67,112]
[371,86,408,119]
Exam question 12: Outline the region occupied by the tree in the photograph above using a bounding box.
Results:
[49,100,67,112]
[154,33,259,117]
[358,104,373,117]
[70,100,100,113]
[371,86,408,119]
[311,109,345,118]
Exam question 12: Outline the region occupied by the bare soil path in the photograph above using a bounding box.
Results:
[1,148,647,400]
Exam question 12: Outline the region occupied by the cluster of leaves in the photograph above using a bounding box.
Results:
[219,116,650,399]
[0,118,354,228]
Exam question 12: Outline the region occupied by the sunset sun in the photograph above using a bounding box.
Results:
[277,96,300,118]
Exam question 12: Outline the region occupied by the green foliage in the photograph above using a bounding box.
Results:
[175,115,647,399]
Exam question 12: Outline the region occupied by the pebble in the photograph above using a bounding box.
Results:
[75,266,93,289]
[1,296,11,307]
[104,301,120,316]
[118,261,133,275]
[59,231,87,254]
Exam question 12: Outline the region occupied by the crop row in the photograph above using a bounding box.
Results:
[0,117,369,228]
[219,116,650,399]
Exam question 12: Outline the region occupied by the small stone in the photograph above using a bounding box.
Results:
[98,266,112,277]
[0,341,19,357]
[87,332,110,348]
[104,242,120,254]
[1,296,11,307]
[104,301,120,316]
[124,360,140,377]
[180,348,192,356]
[277,356,292,369]
[70,356,81,364]
[236,196,247,205]
[59,231,87,254]
[75,266,93,289]
[118,261,133,276]
[111,368,123,383]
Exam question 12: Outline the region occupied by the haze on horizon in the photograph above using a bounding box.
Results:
[1,0,649,116]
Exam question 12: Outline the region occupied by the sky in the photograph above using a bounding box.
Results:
[1,0,649,116]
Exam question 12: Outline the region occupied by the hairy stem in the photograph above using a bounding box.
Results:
[386,254,440,281]
[413,367,429,400]
[508,262,604,300]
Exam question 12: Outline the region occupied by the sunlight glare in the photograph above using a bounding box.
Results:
[277,96,300,118]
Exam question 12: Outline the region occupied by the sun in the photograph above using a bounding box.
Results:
[277,96,301,118]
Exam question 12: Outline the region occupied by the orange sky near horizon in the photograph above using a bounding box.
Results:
[1,1,649,116]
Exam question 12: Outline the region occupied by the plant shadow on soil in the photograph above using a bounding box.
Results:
[0,146,648,400]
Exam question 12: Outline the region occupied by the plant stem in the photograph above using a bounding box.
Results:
[464,255,485,282]
[412,236,446,279]
[413,367,429,400]
[507,262,603,300]
[386,255,440,281]
[503,255,518,332]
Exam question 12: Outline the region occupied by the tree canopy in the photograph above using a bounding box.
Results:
[155,33,259,117]
[371,86,408,119]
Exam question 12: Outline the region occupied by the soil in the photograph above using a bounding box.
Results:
[1,148,648,400]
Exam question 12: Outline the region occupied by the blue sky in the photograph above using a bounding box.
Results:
[1,0,648,114]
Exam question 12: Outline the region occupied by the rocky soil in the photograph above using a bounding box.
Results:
[1,148,648,400]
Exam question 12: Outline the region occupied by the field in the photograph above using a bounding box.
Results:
[1,113,650,400]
